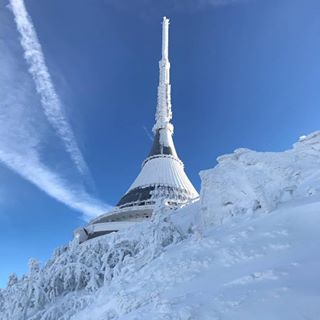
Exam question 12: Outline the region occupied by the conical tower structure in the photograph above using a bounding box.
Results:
[75,17,198,242]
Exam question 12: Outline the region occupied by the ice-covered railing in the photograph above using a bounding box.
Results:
[200,131,320,226]
[0,202,186,320]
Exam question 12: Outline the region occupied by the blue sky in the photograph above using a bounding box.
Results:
[1,0,320,287]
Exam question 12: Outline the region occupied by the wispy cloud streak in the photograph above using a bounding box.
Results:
[0,12,110,221]
[0,149,110,220]
[143,126,153,142]
[9,0,89,176]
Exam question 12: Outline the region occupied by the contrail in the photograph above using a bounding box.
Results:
[9,0,89,177]
[0,36,111,221]
[143,126,154,142]
[0,149,111,220]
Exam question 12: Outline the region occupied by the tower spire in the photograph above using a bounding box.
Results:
[162,16,169,60]
[153,16,173,134]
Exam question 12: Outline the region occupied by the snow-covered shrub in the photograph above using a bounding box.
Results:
[0,202,185,320]
[200,131,320,226]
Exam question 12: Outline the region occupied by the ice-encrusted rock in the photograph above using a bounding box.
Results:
[200,131,320,226]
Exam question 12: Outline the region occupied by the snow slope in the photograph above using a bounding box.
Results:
[1,132,320,320]
[73,197,320,320]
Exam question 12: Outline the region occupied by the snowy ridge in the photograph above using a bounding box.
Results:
[200,131,320,226]
[1,132,320,319]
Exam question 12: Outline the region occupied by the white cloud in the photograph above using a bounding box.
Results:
[0,149,110,220]
[0,10,111,221]
[8,0,90,177]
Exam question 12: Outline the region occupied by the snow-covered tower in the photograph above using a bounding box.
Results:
[75,17,199,242]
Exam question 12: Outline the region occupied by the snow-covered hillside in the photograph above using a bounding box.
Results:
[1,132,320,320]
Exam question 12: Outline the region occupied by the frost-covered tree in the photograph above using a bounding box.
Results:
[0,209,185,320]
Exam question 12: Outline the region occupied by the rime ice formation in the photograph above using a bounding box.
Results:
[75,17,198,241]
[1,131,320,320]
[153,16,172,134]
[200,131,320,226]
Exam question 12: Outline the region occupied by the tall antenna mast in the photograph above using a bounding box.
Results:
[162,16,169,60]
[153,16,173,134]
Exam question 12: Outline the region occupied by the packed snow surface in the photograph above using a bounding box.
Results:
[1,132,320,320]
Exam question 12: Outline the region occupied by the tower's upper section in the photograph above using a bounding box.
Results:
[161,16,169,61]
[153,17,173,134]
[115,16,199,209]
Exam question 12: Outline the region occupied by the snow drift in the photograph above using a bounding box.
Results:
[1,132,320,319]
